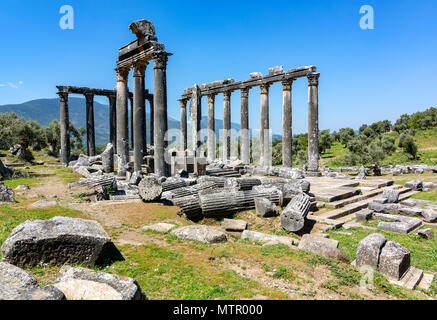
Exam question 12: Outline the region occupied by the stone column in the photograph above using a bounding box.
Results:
[133,61,147,172]
[207,94,216,161]
[58,91,70,165]
[240,88,250,165]
[307,73,320,172]
[179,99,187,151]
[115,67,130,177]
[85,92,96,156]
[282,79,293,167]
[223,91,231,160]
[190,84,201,154]
[108,95,117,151]
[260,84,270,166]
[149,97,154,146]
[153,52,169,177]
[129,96,134,149]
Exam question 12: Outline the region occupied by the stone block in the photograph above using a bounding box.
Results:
[379,241,410,281]
[221,219,248,232]
[356,233,387,270]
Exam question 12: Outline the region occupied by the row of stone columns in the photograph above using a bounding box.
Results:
[180,73,319,172]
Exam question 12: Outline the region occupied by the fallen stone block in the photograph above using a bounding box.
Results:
[416,228,434,239]
[0,182,15,203]
[101,143,114,173]
[400,199,417,207]
[355,209,374,222]
[281,194,311,232]
[421,209,437,223]
[54,267,146,300]
[1,216,124,267]
[31,199,57,208]
[73,166,92,178]
[143,223,177,233]
[298,237,349,263]
[171,225,227,244]
[377,221,420,234]
[15,184,30,191]
[404,180,423,191]
[379,241,410,281]
[221,219,248,232]
[399,206,423,217]
[300,234,339,248]
[374,197,388,204]
[356,233,387,270]
[254,197,279,217]
[138,177,162,202]
[418,273,434,291]
[382,188,400,203]
[241,230,296,247]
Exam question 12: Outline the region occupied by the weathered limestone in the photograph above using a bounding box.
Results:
[207,94,216,162]
[382,188,400,203]
[298,236,349,263]
[149,97,154,146]
[153,52,169,177]
[240,88,250,165]
[379,241,410,281]
[58,91,70,165]
[116,67,130,177]
[405,180,423,191]
[221,218,248,232]
[108,95,117,151]
[417,228,434,239]
[85,93,96,156]
[254,197,279,217]
[171,225,227,244]
[0,182,15,202]
[223,91,232,160]
[307,73,320,172]
[260,84,270,166]
[101,143,114,173]
[241,230,297,247]
[190,84,202,154]
[133,61,147,172]
[1,217,123,267]
[422,209,437,223]
[282,79,293,167]
[138,177,162,202]
[31,200,57,208]
[356,233,387,270]
[355,209,373,222]
[281,194,311,232]
[179,99,187,151]
[143,223,176,233]
[54,267,146,300]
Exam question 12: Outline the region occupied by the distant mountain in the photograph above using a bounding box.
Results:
[0,98,281,146]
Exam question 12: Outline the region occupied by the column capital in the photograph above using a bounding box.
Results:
[116,67,130,83]
[308,73,320,86]
[133,61,148,77]
[241,87,249,98]
[260,83,270,94]
[207,94,216,104]
[282,79,294,91]
[57,91,68,102]
[179,99,188,108]
[223,91,231,101]
[153,52,168,70]
[84,92,94,101]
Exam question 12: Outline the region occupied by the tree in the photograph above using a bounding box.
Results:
[338,128,356,146]
[318,130,332,154]
[398,133,418,159]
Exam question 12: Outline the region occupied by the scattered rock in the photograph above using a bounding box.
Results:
[54,267,146,300]
[31,199,57,208]
[298,237,349,263]
[0,159,13,179]
[382,189,400,203]
[101,143,114,173]
[0,182,15,202]
[377,221,420,234]
[405,180,423,191]
[356,233,387,270]
[421,209,437,223]
[1,216,124,267]
[417,228,434,239]
[138,177,162,202]
[14,184,30,191]
[254,197,279,217]
[300,234,339,248]
[400,199,417,207]
[373,197,388,204]
[221,219,248,232]
[171,225,227,244]
[241,230,296,247]
[143,223,176,233]
[379,241,410,281]
[281,194,311,232]
[355,209,373,222]
[129,171,143,186]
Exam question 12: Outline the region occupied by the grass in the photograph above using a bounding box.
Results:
[411,190,437,201]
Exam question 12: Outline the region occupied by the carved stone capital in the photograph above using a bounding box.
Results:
[57,91,68,103]
[241,88,249,98]
[116,67,130,83]
[260,84,270,95]
[207,95,216,105]
[153,52,168,70]
[85,92,94,103]
[179,99,188,108]
[308,73,320,86]
[223,91,231,101]
[133,61,147,77]
[282,79,293,91]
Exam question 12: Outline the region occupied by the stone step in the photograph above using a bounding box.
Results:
[389,267,423,290]
[417,273,434,291]
[358,179,394,188]
[398,190,421,201]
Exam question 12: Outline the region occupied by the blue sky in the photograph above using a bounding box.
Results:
[0,0,436,135]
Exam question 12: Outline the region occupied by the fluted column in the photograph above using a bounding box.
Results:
[115,67,130,177]
[153,52,169,177]
[223,91,231,160]
[108,95,117,151]
[58,91,70,165]
[308,73,320,172]
[149,97,154,146]
[133,61,147,172]
[240,88,250,165]
[85,92,96,156]
[260,84,270,166]
[190,84,202,154]
[282,79,293,167]
[207,94,216,161]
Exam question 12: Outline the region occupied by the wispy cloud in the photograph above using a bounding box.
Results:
[0,81,23,89]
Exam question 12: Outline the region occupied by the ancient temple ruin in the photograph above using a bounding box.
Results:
[179,66,320,173]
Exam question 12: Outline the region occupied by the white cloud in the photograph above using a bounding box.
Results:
[8,82,18,89]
